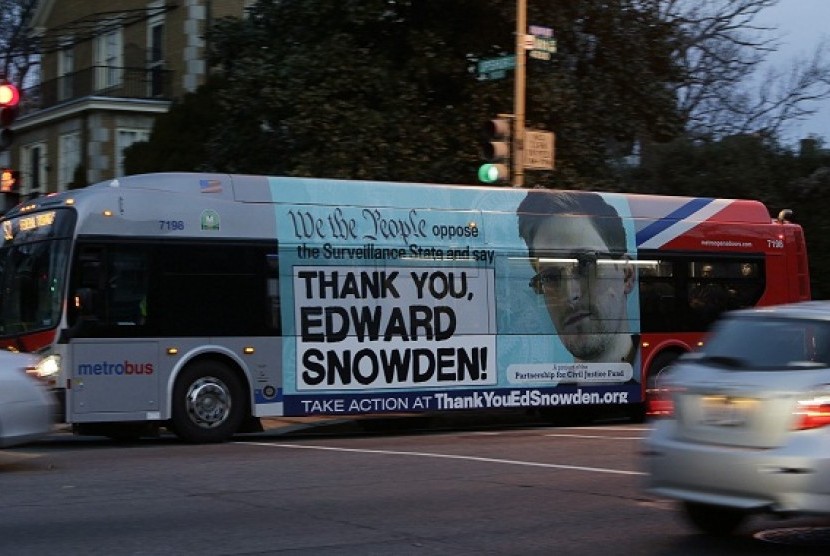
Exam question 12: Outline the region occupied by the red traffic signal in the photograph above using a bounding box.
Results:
[0,83,19,107]
[0,83,20,151]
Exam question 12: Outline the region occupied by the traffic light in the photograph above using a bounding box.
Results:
[0,82,21,151]
[1,169,19,192]
[479,117,511,184]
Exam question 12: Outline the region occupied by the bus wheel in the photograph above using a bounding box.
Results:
[171,361,245,443]
[645,352,681,419]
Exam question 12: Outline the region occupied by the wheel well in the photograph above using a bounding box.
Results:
[643,348,687,419]
[644,349,687,392]
[647,348,685,377]
[173,353,252,416]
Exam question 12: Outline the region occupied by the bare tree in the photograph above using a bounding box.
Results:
[0,0,39,86]
[664,0,830,139]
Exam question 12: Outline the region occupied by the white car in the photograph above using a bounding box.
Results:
[0,350,55,448]
[644,301,830,535]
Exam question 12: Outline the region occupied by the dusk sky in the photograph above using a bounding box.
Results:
[758,0,830,145]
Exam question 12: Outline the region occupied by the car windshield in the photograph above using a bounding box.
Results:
[699,316,830,370]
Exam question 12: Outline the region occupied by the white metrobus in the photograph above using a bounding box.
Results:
[0,173,809,441]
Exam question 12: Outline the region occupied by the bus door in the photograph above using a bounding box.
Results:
[66,244,161,420]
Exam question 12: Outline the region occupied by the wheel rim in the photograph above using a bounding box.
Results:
[184,376,232,429]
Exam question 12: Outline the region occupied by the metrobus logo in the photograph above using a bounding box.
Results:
[77,360,154,376]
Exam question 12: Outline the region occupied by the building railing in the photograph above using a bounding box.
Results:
[19,65,173,117]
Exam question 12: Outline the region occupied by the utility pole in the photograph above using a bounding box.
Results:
[512,0,527,187]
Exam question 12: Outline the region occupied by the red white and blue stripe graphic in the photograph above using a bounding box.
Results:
[634,198,733,249]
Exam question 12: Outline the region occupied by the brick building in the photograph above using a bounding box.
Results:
[9,1,249,198]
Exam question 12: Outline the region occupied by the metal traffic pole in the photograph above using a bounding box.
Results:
[513,0,527,187]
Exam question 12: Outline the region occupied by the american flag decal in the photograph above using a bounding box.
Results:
[199,179,222,193]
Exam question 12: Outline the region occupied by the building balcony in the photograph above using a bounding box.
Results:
[19,65,174,118]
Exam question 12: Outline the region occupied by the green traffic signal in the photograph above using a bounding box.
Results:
[479,117,511,184]
[478,163,509,184]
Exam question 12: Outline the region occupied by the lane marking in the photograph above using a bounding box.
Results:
[237,441,646,476]
[545,434,645,440]
[561,426,652,431]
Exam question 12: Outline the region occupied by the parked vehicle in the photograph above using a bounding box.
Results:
[0,350,55,448]
[643,300,830,535]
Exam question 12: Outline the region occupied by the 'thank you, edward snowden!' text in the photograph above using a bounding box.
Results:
[294,266,497,391]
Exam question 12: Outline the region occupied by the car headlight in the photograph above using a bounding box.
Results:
[28,354,61,383]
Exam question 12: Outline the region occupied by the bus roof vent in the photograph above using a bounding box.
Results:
[777,209,793,224]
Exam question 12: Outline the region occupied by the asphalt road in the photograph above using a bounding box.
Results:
[2,413,829,556]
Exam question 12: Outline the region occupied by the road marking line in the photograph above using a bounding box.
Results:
[562,426,652,431]
[545,434,645,440]
[237,441,646,476]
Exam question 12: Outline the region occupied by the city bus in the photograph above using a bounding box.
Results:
[0,173,810,442]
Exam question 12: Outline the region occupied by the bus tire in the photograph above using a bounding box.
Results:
[171,360,246,443]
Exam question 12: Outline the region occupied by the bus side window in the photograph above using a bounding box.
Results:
[69,248,105,327]
[687,262,729,329]
[79,260,102,288]
[639,260,675,333]
[727,261,765,309]
[106,249,150,326]
[266,253,281,334]
[154,243,275,336]
[69,245,150,333]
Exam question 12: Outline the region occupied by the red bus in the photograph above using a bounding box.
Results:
[631,201,810,415]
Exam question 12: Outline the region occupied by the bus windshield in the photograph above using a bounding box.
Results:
[0,209,76,337]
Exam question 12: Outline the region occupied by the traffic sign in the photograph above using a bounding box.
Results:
[524,130,555,170]
[527,25,557,61]
[477,55,516,80]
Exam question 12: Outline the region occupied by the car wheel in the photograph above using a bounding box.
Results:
[171,361,245,443]
[682,501,747,536]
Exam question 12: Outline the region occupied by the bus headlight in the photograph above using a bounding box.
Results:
[29,354,61,382]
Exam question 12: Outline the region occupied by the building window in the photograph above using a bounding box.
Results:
[58,42,74,101]
[116,129,150,177]
[94,27,123,90]
[147,1,166,97]
[59,132,82,191]
[148,22,165,97]
[20,142,48,196]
